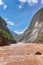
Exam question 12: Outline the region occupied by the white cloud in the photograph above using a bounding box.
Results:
[18,0,43,7]
[19,0,26,3]
[41,0,43,3]
[14,31,24,35]
[19,0,38,6]
[17,4,23,9]
[18,0,38,8]
[14,27,27,35]
[0,0,4,5]
[7,21,14,26]
[28,0,38,4]
[18,5,22,8]
[5,18,14,26]
[4,5,7,10]
[27,0,38,5]
[0,0,7,10]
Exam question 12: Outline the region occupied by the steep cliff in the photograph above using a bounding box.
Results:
[0,16,11,34]
[18,8,43,43]
[0,17,17,45]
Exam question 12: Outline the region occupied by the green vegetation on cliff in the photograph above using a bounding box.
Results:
[0,29,17,46]
[34,32,43,43]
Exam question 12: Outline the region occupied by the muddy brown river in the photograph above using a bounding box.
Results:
[0,43,43,65]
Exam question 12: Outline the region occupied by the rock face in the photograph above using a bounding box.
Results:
[0,16,11,34]
[10,31,19,39]
[18,8,43,43]
[0,17,17,45]
[0,17,19,39]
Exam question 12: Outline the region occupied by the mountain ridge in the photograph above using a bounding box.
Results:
[0,16,17,45]
[10,31,19,39]
[18,8,43,43]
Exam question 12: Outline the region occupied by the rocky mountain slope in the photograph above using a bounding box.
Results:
[0,17,11,34]
[18,8,43,43]
[0,17,17,45]
[10,31,19,39]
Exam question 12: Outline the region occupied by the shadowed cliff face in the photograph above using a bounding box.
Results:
[18,8,43,43]
[0,17,11,34]
[0,17,17,45]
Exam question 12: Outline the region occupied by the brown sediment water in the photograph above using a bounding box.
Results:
[0,43,43,65]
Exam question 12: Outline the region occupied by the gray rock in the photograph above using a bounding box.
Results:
[18,8,43,43]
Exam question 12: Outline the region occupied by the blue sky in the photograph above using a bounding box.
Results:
[0,0,43,34]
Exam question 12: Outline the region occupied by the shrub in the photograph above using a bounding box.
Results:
[0,29,17,46]
[34,32,43,43]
